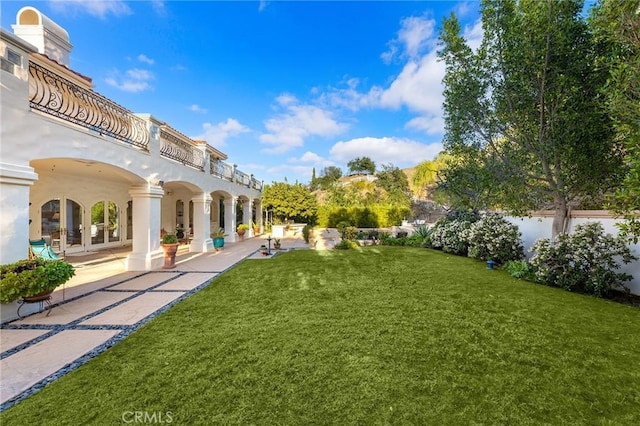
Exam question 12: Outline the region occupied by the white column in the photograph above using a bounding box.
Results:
[0,163,38,264]
[224,196,237,243]
[254,199,263,233]
[190,193,213,252]
[126,184,164,271]
[0,163,39,323]
[243,199,253,237]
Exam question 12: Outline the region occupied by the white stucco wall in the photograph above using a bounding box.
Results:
[506,212,640,295]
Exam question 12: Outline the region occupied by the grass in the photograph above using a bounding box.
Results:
[2,247,640,425]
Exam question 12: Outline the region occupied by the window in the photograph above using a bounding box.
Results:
[1,49,21,75]
[7,49,21,66]
[0,58,13,74]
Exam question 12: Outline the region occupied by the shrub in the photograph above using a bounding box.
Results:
[302,224,312,244]
[429,210,480,255]
[162,234,178,244]
[0,258,75,304]
[430,219,473,255]
[467,214,524,264]
[333,240,359,250]
[530,222,637,297]
[318,205,411,228]
[336,221,357,241]
[503,260,537,281]
[413,225,433,248]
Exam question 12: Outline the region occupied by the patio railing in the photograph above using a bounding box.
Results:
[159,127,205,171]
[26,59,261,191]
[210,158,234,181]
[28,61,149,150]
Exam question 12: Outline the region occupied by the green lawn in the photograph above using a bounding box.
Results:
[2,247,639,425]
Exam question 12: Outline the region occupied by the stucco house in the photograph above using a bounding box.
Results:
[1,7,262,272]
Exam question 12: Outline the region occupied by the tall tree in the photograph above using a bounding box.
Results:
[262,182,318,224]
[347,157,376,175]
[590,0,640,241]
[317,166,343,190]
[375,164,412,207]
[412,152,449,200]
[439,0,624,236]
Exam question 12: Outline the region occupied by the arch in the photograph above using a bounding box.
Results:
[29,158,147,254]
[16,7,71,43]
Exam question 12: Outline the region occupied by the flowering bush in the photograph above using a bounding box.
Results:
[503,260,537,281]
[430,218,473,255]
[530,222,637,297]
[467,214,524,264]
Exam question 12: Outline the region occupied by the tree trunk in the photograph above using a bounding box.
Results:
[552,196,568,238]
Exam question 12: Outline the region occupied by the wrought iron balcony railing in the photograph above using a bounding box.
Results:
[159,127,205,171]
[28,61,149,150]
[26,59,261,191]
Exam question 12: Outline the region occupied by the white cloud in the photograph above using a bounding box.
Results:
[105,68,154,93]
[463,18,484,52]
[297,152,323,163]
[275,93,297,106]
[405,116,445,135]
[382,15,436,63]
[317,13,446,136]
[137,54,155,65]
[188,104,208,114]
[260,96,348,154]
[330,137,443,167]
[455,2,474,17]
[192,118,250,148]
[151,1,167,16]
[49,0,132,18]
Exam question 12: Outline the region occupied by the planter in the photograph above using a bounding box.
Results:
[22,289,54,303]
[253,227,260,235]
[213,237,225,249]
[162,243,179,269]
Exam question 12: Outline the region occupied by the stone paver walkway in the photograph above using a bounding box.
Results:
[0,235,311,410]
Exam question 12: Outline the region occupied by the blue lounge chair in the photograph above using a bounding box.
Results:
[29,238,59,260]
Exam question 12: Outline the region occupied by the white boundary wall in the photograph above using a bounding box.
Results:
[505,211,640,295]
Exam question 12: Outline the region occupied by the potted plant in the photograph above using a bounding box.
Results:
[274,238,281,250]
[252,221,260,235]
[0,258,75,304]
[212,228,227,250]
[237,223,249,237]
[176,225,185,239]
[161,233,179,269]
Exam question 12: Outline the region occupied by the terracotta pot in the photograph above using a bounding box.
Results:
[162,243,179,269]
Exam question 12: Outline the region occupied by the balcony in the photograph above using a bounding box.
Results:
[26,59,260,192]
[28,61,149,150]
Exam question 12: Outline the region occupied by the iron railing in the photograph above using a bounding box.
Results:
[159,128,205,171]
[28,61,149,150]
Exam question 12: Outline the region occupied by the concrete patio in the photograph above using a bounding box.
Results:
[0,234,314,410]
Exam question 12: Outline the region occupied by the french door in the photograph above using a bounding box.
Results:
[40,198,84,254]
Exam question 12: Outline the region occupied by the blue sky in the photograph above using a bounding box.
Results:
[1,0,484,184]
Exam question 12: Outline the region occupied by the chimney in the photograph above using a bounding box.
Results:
[12,6,72,67]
